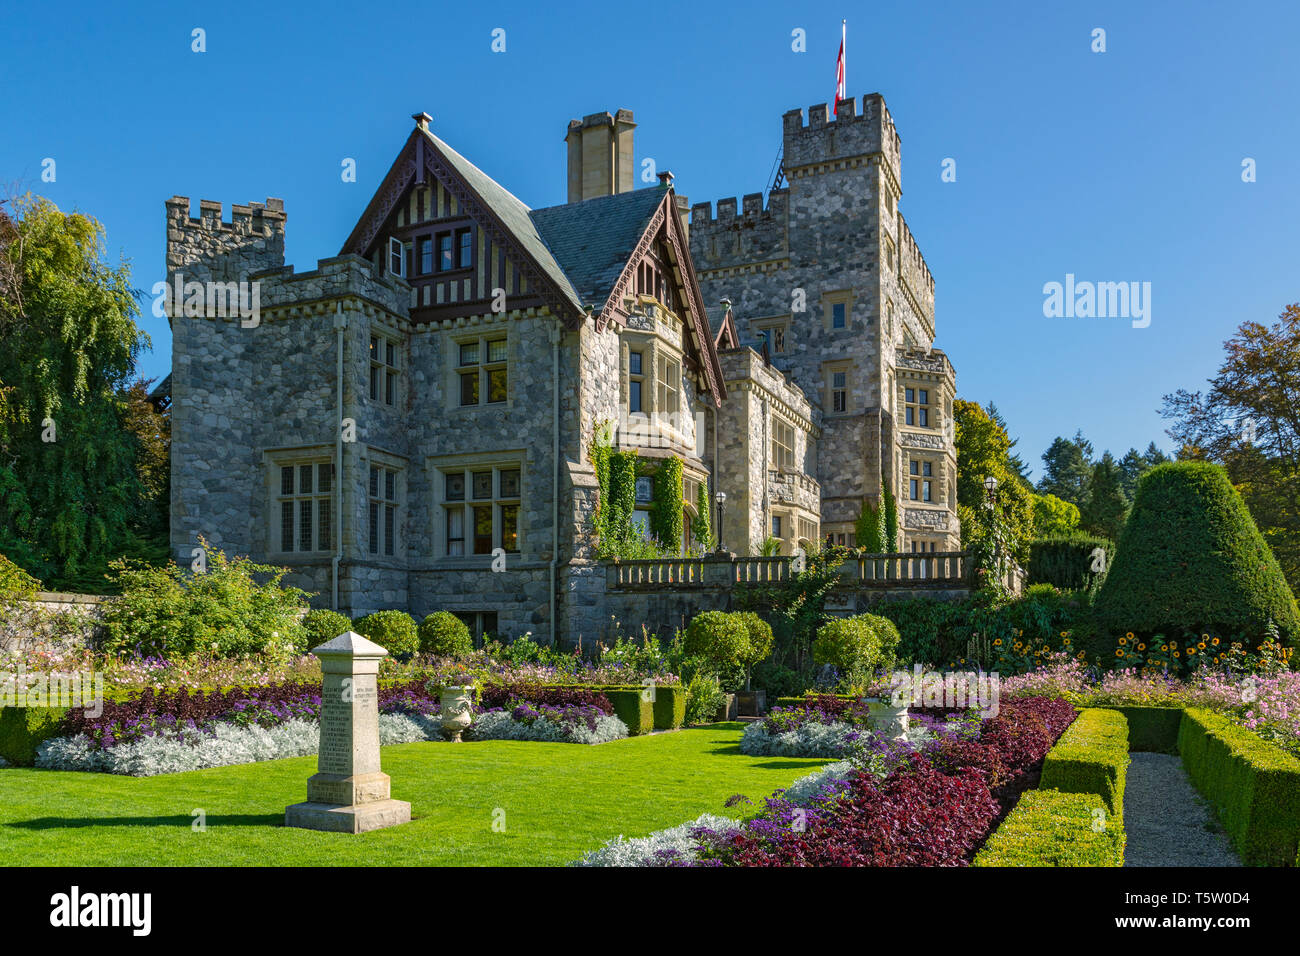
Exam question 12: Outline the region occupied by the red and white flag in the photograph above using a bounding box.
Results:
[834,20,846,114]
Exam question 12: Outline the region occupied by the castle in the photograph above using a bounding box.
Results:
[164,93,959,643]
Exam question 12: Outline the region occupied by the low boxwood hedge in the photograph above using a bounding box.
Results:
[1095,705,1182,754]
[1178,707,1300,866]
[572,686,654,736]
[0,705,70,766]
[973,790,1125,867]
[648,683,686,731]
[1040,708,1131,818]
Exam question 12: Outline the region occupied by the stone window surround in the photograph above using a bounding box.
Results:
[751,314,791,355]
[619,329,691,450]
[369,325,402,407]
[770,503,820,555]
[430,450,525,561]
[448,323,511,411]
[902,449,948,513]
[363,447,407,560]
[264,445,335,561]
[770,413,797,471]
[897,374,946,433]
[821,289,855,332]
[822,359,853,417]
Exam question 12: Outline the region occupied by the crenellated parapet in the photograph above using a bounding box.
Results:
[689,190,790,271]
[781,93,902,188]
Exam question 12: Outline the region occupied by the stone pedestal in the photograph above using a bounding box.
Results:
[285,631,411,834]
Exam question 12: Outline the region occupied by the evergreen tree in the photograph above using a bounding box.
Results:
[986,401,1030,482]
[1037,431,1094,507]
[1080,452,1129,541]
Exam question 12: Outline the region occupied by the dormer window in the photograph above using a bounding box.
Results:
[389,237,406,278]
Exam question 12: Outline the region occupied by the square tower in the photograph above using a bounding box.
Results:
[690,93,958,553]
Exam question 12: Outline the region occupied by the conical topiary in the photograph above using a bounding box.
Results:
[1094,461,1299,648]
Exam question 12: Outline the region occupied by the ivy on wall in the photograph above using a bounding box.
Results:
[589,422,646,558]
[651,456,684,550]
[692,480,713,550]
[882,480,900,551]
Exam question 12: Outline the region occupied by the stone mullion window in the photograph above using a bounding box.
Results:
[277,460,333,554]
[370,334,400,405]
[456,335,509,407]
[903,384,933,428]
[368,465,400,557]
[627,348,645,414]
[908,458,934,503]
[824,362,851,415]
[771,416,796,471]
[441,464,521,557]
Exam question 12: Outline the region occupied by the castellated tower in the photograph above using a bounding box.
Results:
[691,94,960,552]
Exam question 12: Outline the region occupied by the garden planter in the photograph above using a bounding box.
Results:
[439,686,475,742]
[714,693,738,722]
[736,689,767,717]
[866,698,909,739]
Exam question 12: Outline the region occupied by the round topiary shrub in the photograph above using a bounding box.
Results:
[352,609,420,659]
[1094,461,1300,648]
[418,611,474,658]
[683,610,751,665]
[813,613,901,686]
[734,611,774,666]
[300,608,353,652]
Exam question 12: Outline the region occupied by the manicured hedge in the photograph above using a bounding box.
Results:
[973,790,1125,867]
[1096,705,1182,754]
[1040,708,1130,818]
[1095,461,1300,647]
[0,705,70,766]
[649,683,686,731]
[1178,707,1300,866]
[576,686,654,736]
[1027,534,1115,592]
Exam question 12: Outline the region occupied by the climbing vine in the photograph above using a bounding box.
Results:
[650,456,684,551]
[691,480,713,550]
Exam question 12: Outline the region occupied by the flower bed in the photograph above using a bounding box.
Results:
[576,696,1077,866]
[26,677,630,774]
[1001,652,1300,758]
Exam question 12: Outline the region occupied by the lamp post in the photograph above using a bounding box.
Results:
[982,475,1002,587]
[714,490,727,553]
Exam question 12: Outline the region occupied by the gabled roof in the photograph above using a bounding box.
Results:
[529,188,667,305]
[339,116,726,403]
[423,129,585,316]
[340,125,585,322]
[713,303,739,350]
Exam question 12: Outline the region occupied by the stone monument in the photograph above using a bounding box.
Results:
[285,631,411,833]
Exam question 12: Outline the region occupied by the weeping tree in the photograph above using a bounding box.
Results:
[0,194,153,588]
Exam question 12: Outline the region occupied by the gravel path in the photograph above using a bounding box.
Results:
[1123,752,1240,867]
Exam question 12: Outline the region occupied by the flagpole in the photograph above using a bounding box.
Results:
[842,19,846,95]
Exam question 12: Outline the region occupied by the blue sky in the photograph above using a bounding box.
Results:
[3,0,1297,480]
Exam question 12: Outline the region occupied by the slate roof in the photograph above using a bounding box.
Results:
[420,129,586,317]
[528,187,669,309]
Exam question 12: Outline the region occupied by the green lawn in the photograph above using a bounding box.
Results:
[0,723,827,866]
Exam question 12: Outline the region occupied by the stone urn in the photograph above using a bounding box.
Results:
[440,685,475,742]
[866,697,909,740]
